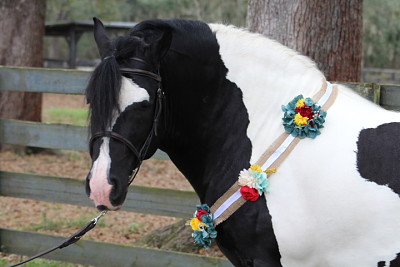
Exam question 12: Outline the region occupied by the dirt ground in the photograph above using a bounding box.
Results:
[0,94,224,265]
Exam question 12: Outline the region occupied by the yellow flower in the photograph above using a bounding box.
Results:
[265,168,277,175]
[189,218,208,230]
[190,218,201,230]
[296,98,305,107]
[250,164,262,173]
[294,113,309,126]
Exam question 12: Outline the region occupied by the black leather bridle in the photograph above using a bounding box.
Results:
[89,57,164,185]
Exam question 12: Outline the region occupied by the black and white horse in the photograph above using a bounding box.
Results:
[85,18,400,266]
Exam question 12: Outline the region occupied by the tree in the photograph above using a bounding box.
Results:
[247,0,363,82]
[0,0,46,123]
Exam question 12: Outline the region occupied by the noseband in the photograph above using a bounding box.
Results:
[89,57,164,185]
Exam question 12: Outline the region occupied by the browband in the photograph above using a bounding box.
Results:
[120,68,162,83]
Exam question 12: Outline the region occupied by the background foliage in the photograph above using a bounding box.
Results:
[363,0,400,68]
[45,0,399,68]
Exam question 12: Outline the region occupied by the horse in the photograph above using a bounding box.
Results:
[85,17,400,266]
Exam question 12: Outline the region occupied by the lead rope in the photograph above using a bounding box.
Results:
[8,211,107,267]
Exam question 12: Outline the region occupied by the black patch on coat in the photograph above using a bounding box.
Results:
[378,254,400,267]
[390,253,400,266]
[357,122,400,195]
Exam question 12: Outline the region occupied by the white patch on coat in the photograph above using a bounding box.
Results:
[210,23,400,266]
[89,77,150,209]
[210,23,325,163]
[119,77,150,114]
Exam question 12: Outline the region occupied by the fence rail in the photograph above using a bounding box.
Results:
[0,66,88,94]
[0,118,169,159]
[362,67,400,85]
[0,228,232,267]
[0,65,231,266]
[0,171,197,218]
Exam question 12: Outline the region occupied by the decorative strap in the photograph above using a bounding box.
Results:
[211,80,338,225]
[211,182,244,225]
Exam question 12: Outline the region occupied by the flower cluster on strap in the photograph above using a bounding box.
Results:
[188,204,217,249]
[238,165,275,201]
[282,95,327,139]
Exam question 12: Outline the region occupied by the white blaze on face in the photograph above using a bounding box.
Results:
[89,77,150,209]
[89,137,114,208]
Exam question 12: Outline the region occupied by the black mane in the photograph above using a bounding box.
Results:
[86,19,209,133]
[85,34,148,133]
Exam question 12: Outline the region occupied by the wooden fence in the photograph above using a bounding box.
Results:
[362,68,400,85]
[0,66,231,267]
[1,66,400,266]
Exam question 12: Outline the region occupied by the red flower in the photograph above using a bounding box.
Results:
[240,186,260,201]
[196,209,209,221]
[295,105,314,119]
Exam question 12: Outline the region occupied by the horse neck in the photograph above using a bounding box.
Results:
[159,57,252,204]
[158,23,327,204]
[210,24,327,162]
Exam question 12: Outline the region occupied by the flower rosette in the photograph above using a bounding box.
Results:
[188,204,217,249]
[281,95,327,139]
[238,165,274,201]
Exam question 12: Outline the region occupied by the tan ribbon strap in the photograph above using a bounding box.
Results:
[211,80,338,226]
[211,182,244,225]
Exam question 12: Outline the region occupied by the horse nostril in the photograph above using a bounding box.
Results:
[109,175,127,193]
[85,174,92,196]
[97,205,109,211]
[109,175,128,207]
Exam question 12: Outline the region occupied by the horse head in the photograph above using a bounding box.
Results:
[85,18,172,211]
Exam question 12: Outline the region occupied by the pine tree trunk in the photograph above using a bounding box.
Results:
[0,0,46,122]
[247,0,362,82]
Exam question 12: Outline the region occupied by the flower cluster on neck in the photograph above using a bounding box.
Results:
[282,95,327,139]
[238,164,275,201]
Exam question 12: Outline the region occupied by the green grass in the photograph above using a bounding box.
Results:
[43,108,88,126]
[22,213,105,232]
[0,257,88,267]
[22,213,63,231]
[127,222,145,234]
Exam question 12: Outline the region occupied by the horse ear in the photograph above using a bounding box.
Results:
[93,17,112,59]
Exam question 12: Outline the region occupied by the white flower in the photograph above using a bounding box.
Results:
[238,169,258,188]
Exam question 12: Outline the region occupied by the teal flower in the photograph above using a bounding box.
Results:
[250,170,270,195]
[189,204,217,249]
[282,95,327,139]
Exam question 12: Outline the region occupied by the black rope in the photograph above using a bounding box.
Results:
[8,211,107,267]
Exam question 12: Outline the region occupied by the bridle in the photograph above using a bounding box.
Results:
[89,57,164,185]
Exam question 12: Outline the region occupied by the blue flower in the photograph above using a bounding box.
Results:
[282,95,327,139]
[189,204,217,249]
[250,170,270,195]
